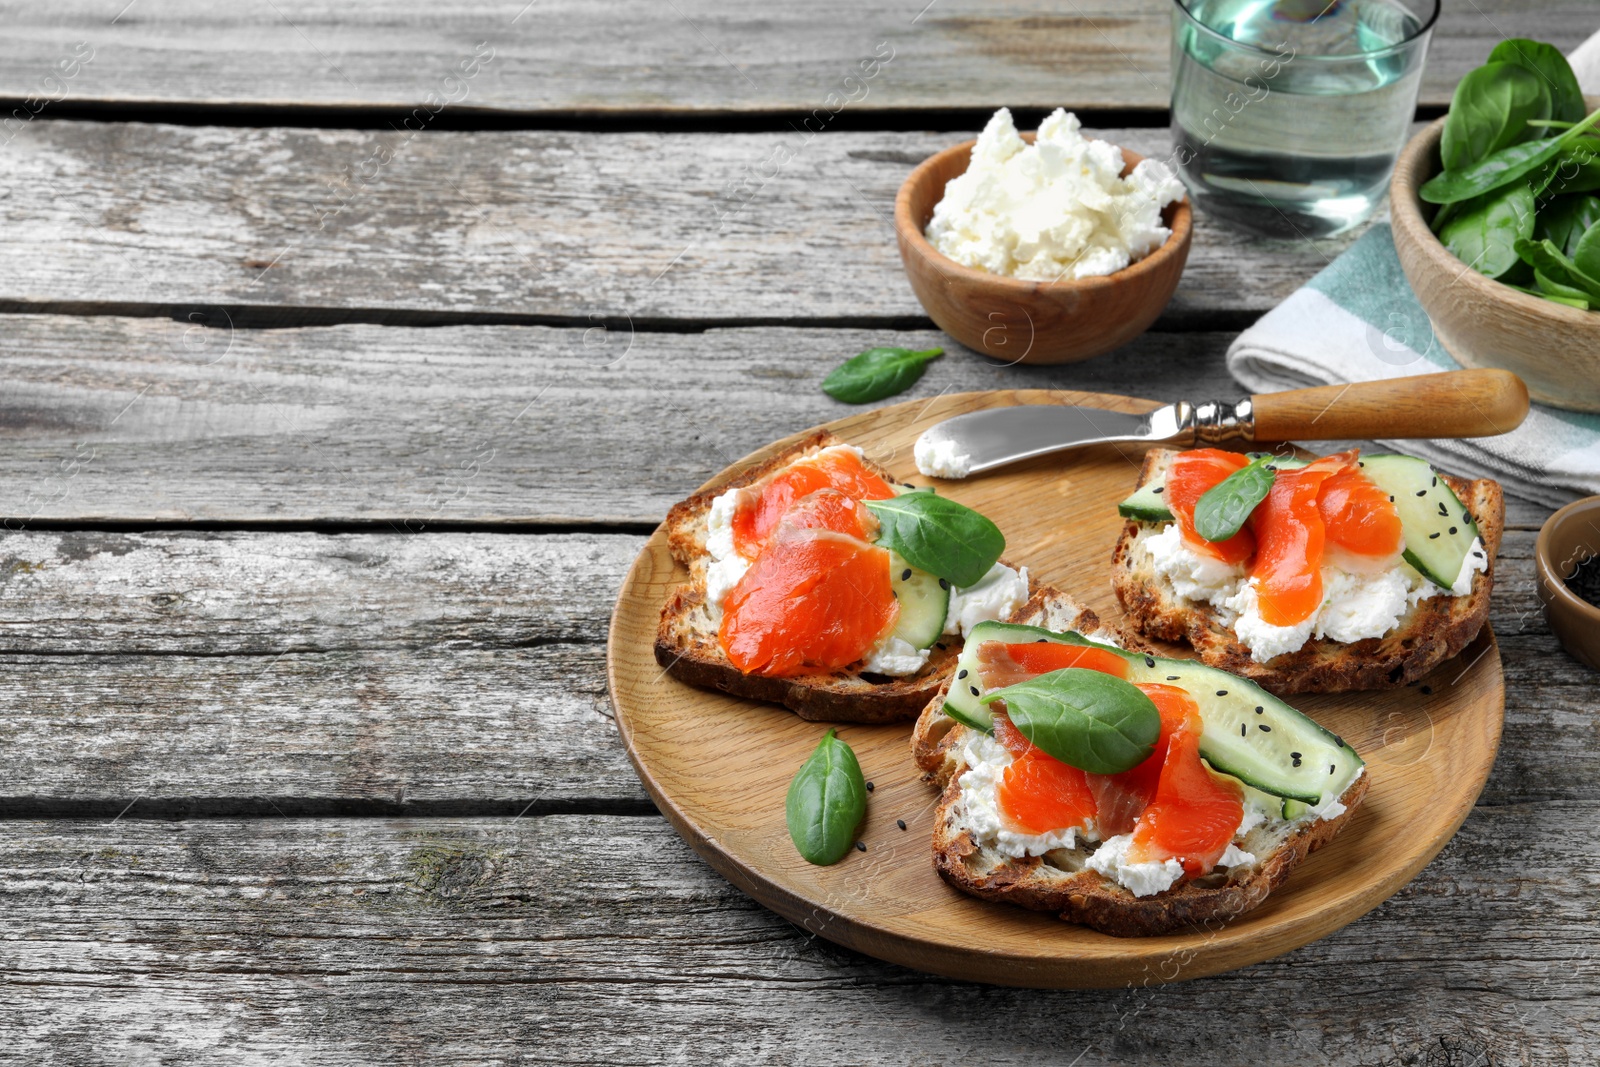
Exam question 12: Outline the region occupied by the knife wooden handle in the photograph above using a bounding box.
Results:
[1250,369,1529,442]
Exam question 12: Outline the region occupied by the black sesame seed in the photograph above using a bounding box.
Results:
[1389,495,1395,502]
[896,819,907,831]
[1167,675,1180,681]
[957,669,968,680]
[865,781,875,793]
[1153,486,1165,494]
[1291,757,1302,768]
[1241,723,1247,737]
[1334,735,1346,748]
[1255,705,1264,714]
[855,842,866,852]
[1357,460,1364,467]
[1416,489,1427,497]
[1449,526,1457,535]
[936,642,947,651]
[1431,475,1437,487]
[1290,751,1301,760]
[1259,724,1271,732]
[1437,502,1448,517]
[901,568,912,581]
[1473,550,1484,559]
[1421,684,1432,695]
[1037,638,1048,643]
[1329,764,1336,775]
[969,685,980,697]
[1428,532,1440,539]
[1144,655,1156,667]
[1463,509,1471,522]
[938,578,950,590]
[1216,689,1228,696]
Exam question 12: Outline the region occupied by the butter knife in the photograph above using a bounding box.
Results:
[913,369,1528,479]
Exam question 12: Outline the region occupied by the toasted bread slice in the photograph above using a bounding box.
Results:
[909,587,1369,937]
[1110,449,1504,695]
[655,431,1012,723]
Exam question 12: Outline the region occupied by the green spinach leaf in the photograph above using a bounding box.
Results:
[1488,38,1587,124]
[1439,182,1537,278]
[980,668,1160,775]
[821,346,943,404]
[1420,108,1600,205]
[864,491,1004,588]
[785,729,867,866]
[1538,144,1600,198]
[1536,195,1600,256]
[1573,218,1600,282]
[1193,455,1277,543]
[1514,236,1600,300]
[1534,268,1592,306]
[1440,63,1549,171]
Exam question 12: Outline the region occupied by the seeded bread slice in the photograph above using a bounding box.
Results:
[1109,449,1504,696]
[908,587,1370,937]
[655,430,1005,723]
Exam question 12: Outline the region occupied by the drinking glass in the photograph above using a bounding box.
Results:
[1170,0,1440,238]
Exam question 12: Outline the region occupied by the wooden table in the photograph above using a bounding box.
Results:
[0,3,1594,1062]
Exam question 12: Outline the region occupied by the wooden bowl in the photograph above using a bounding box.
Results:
[1534,495,1600,672]
[894,134,1192,366]
[1390,103,1600,412]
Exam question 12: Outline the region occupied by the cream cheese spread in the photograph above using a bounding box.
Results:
[924,107,1186,281]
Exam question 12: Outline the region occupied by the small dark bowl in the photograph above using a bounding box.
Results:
[1534,495,1600,671]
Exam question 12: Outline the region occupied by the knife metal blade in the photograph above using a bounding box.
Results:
[914,398,1254,478]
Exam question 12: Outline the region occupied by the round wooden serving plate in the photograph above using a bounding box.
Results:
[607,390,1505,987]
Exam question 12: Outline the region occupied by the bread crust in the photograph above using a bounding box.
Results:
[1109,449,1504,695]
[909,586,1371,937]
[654,431,1002,723]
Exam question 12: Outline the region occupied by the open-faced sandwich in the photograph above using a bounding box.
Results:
[910,589,1367,936]
[1111,448,1503,694]
[656,431,1032,722]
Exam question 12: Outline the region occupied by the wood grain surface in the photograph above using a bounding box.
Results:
[0,811,1593,1065]
[0,123,1357,323]
[0,3,1593,1054]
[0,0,1585,113]
[0,315,1558,528]
[608,391,1505,986]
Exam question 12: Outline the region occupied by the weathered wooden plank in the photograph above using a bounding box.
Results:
[0,531,643,813]
[0,316,1555,527]
[0,526,1583,811]
[0,809,1593,1064]
[0,0,1584,113]
[0,123,1356,321]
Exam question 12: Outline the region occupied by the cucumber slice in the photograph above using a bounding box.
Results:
[888,551,948,650]
[1117,481,1173,522]
[1120,655,1361,804]
[940,621,1072,733]
[1281,798,1311,820]
[1358,454,1479,590]
[975,628,1363,804]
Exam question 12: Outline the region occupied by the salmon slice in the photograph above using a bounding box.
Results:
[1166,449,1256,563]
[993,711,1098,836]
[775,488,878,542]
[1317,466,1404,571]
[731,447,896,558]
[1247,451,1356,627]
[718,529,897,677]
[1086,683,1189,838]
[985,649,1132,838]
[976,641,1129,691]
[1126,689,1245,878]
